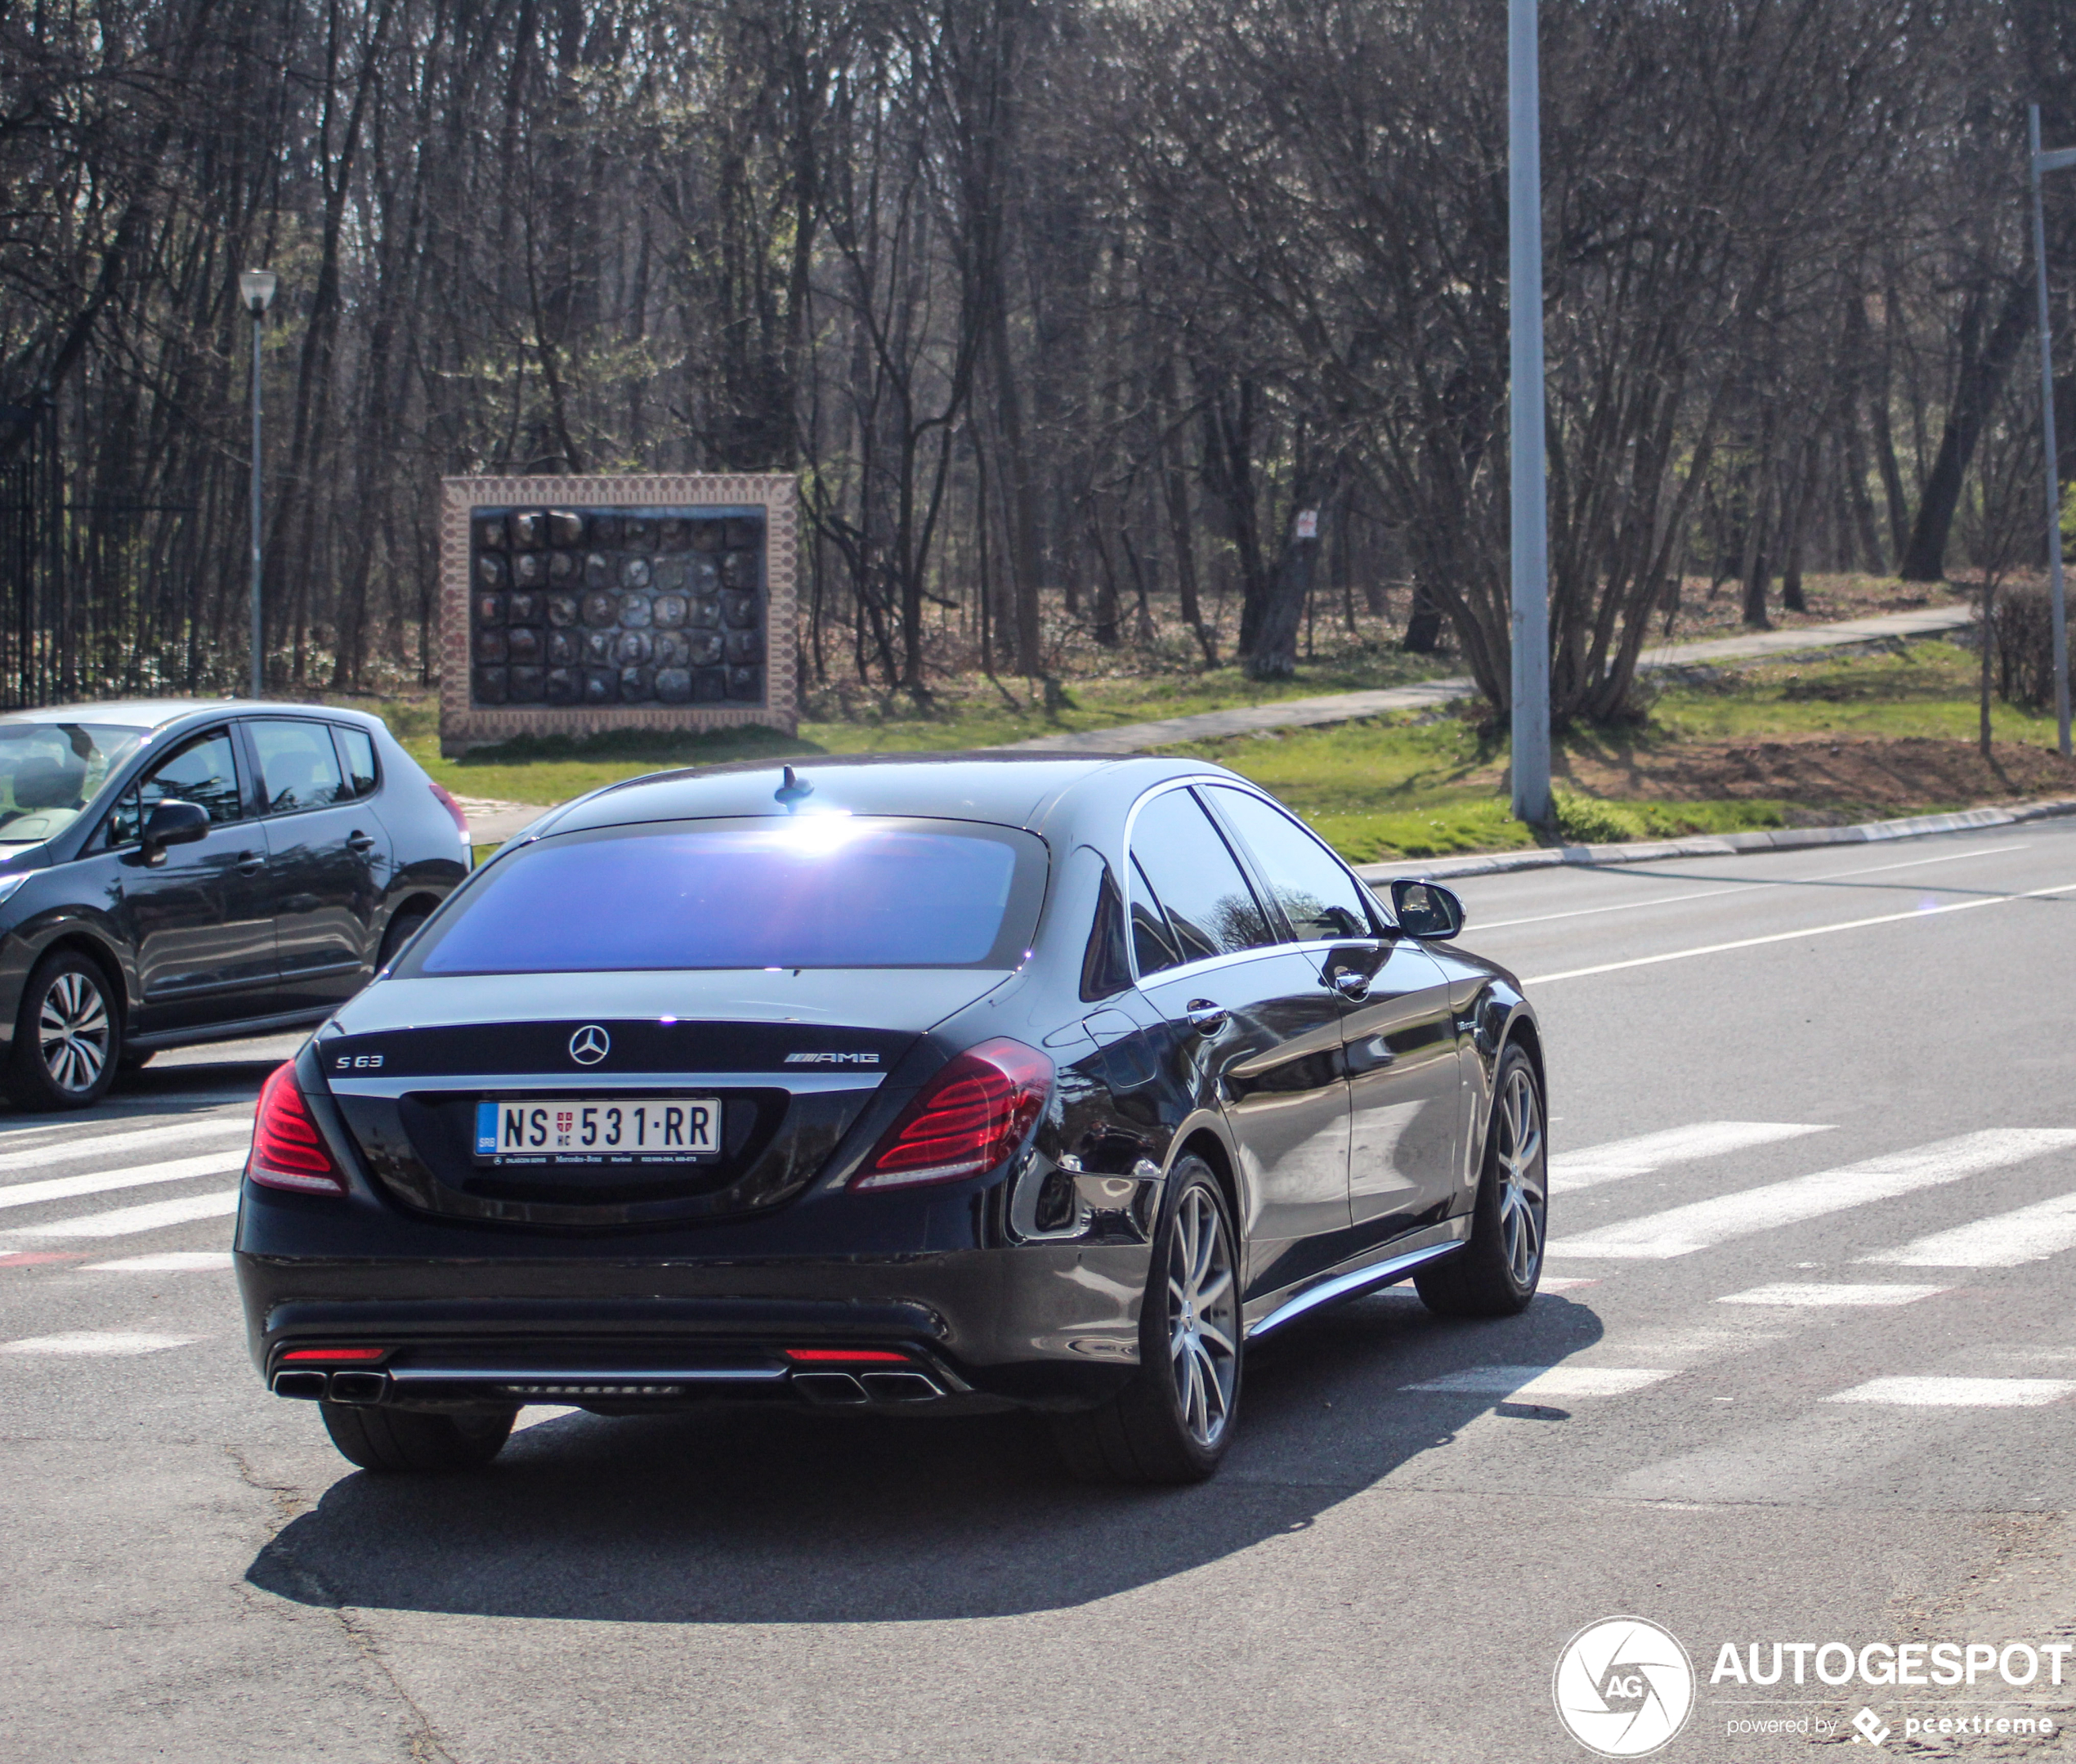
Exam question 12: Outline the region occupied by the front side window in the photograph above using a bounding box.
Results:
[248,720,348,813]
[1126,788,1275,967]
[1207,786,1376,942]
[106,730,243,846]
[0,722,141,846]
[407,817,1045,975]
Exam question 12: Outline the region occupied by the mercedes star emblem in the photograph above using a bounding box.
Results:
[568,1024,611,1066]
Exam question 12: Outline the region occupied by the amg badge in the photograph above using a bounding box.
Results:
[783,1050,881,1065]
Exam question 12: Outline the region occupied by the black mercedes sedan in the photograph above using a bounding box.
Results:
[0,700,472,1110]
[237,754,1547,1483]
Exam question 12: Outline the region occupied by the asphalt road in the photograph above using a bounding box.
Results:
[4,821,2075,1762]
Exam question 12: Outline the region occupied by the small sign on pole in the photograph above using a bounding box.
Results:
[1295,509,1319,541]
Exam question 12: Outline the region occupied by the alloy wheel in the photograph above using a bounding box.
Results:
[39,969,110,1095]
[1495,1063,1546,1287]
[1166,1184,1238,1448]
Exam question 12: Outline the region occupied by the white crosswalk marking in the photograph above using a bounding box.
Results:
[0,1151,246,1212]
[1862,1192,2076,1269]
[1827,1377,2076,1408]
[1717,1283,1949,1307]
[1549,1122,1832,1194]
[1545,1129,2076,1260]
[83,1251,234,1272]
[1403,1365,1673,1398]
[0,1115,248,1178]
[5,1187,240,1241]
[2,1332,200,1355]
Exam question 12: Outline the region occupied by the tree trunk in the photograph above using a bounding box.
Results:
[1247,517,1315,680]
[1902,280,2033,582]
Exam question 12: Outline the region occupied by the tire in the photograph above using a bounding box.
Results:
[7,948,120,1110]
[378,908,430,971]
[1051,1156,1242,1484]
[319,1401,515,1473]
[1415,1042,1547,1319]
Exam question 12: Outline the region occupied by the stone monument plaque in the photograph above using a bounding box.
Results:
[438,473,798,755]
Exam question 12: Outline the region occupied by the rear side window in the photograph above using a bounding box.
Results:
[1126,788,1275,967]
[409,817,1045,974]
[332,726,378,798]
[249,720,348,813]
[1207,786,1376,942]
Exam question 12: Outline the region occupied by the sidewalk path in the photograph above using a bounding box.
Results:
[989,602,1971,756]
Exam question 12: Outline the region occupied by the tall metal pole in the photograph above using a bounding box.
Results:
[2029,106,2073,759]
[1509,0,1552,824]
[248,307,265,701]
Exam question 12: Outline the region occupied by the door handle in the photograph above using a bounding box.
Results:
[1183,999,1228,1036]
[1328,969,1371,1001]
[235,851,266,875]
[346,831,376,853]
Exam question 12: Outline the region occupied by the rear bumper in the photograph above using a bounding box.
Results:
[235,1184,1152,1413]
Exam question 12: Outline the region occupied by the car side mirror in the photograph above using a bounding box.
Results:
[140,799,209,864]
[1390,878,1465,940]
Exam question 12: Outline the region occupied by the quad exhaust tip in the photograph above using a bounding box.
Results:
[792,1369,944,1406]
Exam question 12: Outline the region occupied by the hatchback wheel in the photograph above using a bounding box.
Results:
[1415,1042,1546,1318]
[1052,1156,1242,1484]
[7,950,119,1110]
[320,1401,515,1473]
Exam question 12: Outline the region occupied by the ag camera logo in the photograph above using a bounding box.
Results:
[1554,1616,1696,1757]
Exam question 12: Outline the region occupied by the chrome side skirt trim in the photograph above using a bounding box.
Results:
[1245,1220,1470,1341]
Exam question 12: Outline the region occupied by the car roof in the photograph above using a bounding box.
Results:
[0,698,386,733]
[544,752,1228,835]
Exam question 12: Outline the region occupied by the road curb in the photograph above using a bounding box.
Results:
[1353,795,2076,883]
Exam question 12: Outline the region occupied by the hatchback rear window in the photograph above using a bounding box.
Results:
[408,817,1045,974]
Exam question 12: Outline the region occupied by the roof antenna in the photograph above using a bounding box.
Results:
[775,764,813,810]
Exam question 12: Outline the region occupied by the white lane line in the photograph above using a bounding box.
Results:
[1545,1129,2076,1260]
[1473,844,2033,930]
[1403,1365,1673,1398]
[0,1116,250,1178]
[1827,1377,2076,1408]
[1814,843,2032,880]
[1524,877,2076,985]
[512,1405,584,1433]
[1717,1283,1950,1307]
[3,1188,240,1241]
[0,1151,246,1212]
[82,1251,234,1272]
[1550,1122,1832,1193]
[2,1331,200,1355]
[1862,1192,2076,1269]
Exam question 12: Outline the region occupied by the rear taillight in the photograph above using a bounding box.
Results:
[429,781,471,843]
[852,1038,1052,1191]
[248,1064,349,1196]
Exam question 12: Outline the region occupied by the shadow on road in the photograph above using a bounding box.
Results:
[247,1292,1603,1623]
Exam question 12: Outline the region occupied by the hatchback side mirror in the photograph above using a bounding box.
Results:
[1390,877,1465,940]
[140,799,210,864]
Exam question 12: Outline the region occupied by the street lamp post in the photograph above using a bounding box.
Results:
[238,269,277,701]
[1509,0,1552,826]
[2029,111,2075,759]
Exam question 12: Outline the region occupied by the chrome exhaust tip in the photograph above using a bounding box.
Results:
[271,1370,329,1400]
[327,1369,391,1405]
[861,1371,942,1404]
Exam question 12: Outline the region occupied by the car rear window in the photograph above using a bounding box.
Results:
[407,817,1045,974]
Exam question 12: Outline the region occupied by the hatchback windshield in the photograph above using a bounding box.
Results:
[0,723,142,846]
[409,817,1045,974]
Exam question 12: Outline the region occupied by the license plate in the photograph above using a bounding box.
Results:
[474,1098,721,1162]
